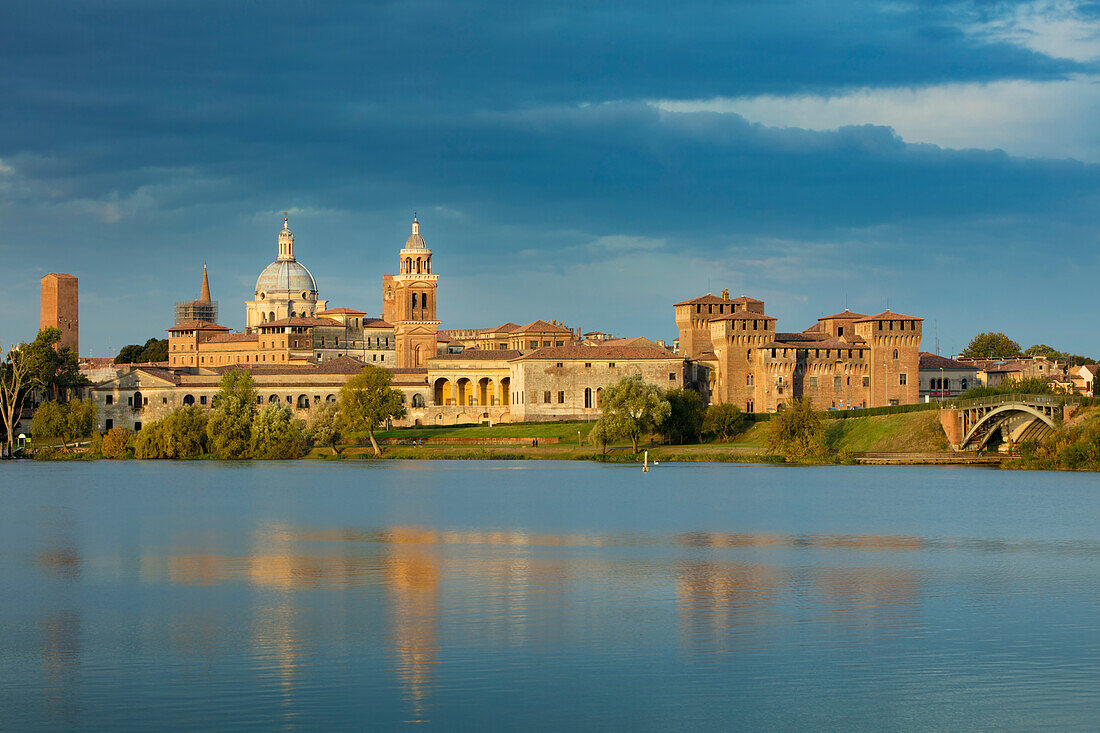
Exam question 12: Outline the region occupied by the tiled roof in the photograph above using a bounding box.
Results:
[518,319,573,333]
[132,366,182,385]
[692,350,718,360]
[431,349,523,361]
[598,336,661,348]
[772,336,866,348]
[855,310,924,322]
[168,320,229,332]
[729,295,764,304]
[486,322,523,333]
[360,318,393,328]
[919,352,973,370]
[516,345,680,361]
[204,333,259,344]
[316,307,366,315]
[260,316,340,328]
[818,309,868,320]
[673,294,728,306]
[211,355,369,376]
[711,312,776,321]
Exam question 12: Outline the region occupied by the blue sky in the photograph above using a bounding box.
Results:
[2,0,1098,357]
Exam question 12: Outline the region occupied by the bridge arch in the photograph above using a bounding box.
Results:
[961,404,1056,450]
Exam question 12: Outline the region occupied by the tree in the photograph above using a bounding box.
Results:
[32,398,97,451]
[1023,344,1063,361]
[22,327,87,401]
[115,338,169,364]
[662,388,705,444]
[206,369,258,458]
[961,332,1021,359]
[305,401,342,454]
[162,405,209,457]
[598,375,671,454]
[766,398,829,462]
[251,404,304,459]
[100,427,133,459]
[702,403,748,442]
[1,344,34,458]
[587,418,614,455]
[339,365,407,456]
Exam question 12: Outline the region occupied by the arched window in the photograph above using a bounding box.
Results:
[961,378,968,391]
[269,311,275,322]
[269,394,278,403]
[746,373,754,386]
[296,395,309,408]
[893,349,899,360]
[584,387,593,408]
[422,293,429,311]
[411,293,418,310]
[412,393,425,407]
[746,349,752,361]
[183,394,195,405]
[596,387,603,408]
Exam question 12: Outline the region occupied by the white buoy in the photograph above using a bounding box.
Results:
[643,450,649,472]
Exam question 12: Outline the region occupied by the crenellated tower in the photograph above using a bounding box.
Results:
[383,216,439,369]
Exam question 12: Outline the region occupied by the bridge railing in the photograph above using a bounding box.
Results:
[942,393,1081,411]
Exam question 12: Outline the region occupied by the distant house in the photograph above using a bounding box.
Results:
[1071,364,1099,395]
[918,353,978,401]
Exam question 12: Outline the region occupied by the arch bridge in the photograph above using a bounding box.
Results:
[940,393,1078,452]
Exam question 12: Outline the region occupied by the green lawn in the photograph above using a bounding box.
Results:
[826,411,950,453]
[373,420,599,444]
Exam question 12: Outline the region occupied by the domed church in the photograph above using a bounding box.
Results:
[244,215,328,331]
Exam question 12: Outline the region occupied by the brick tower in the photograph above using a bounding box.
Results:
[854,311,922,406]
[40,273,79,353]
[382,217,439,369]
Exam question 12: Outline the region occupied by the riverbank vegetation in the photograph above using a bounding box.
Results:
[1013,405,1100,471]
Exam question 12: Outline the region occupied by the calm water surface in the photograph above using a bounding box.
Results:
[1,461,1098,730]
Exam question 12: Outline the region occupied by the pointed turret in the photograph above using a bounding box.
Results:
[199,263,212,303]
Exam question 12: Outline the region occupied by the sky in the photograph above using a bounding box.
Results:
[2,0,1098,358]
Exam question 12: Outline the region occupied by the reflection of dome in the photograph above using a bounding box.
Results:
[255,260,318,294]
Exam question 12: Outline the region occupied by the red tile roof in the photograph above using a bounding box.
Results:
[518,319,574,334]
[817,309,868,320]
[919,352,973,370]
[855,310,923,322]
[204,333,259,344]
[167,320,230,332]
[316,307,366,315]
[431,349,523,361]
[673,293,728,306]
[517,345,680,361]
[710,312,776,321]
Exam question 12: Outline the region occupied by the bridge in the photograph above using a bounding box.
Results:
[939,393,1078,452]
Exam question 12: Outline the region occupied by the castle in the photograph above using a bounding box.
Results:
[87,216,921,432]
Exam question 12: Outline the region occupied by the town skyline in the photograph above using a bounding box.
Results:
[2,1,1098,357]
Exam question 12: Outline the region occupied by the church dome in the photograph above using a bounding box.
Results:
[254,259,318,295]
[404,217,427,250]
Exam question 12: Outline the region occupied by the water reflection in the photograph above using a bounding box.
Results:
[384,538,440,723]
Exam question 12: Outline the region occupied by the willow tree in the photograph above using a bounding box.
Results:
[206,369,258,458]
[598,375,671,454]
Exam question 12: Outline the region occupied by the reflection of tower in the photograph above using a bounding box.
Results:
[382,217,439,369]
[383,530,440,724]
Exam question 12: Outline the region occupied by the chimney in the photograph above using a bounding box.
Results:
[721,288,729,300]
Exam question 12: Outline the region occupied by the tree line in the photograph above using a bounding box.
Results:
[961,332,1095,366]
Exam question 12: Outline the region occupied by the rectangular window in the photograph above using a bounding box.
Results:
[899,373,908,386]
[609,362,615,368]
[105,419,113,430]
[543,341,551,347]
[200,396,207,405]
[862,376,870,387]
[162,397,167,404]
[556,362,563,368]
[669,373,676,381]
[810,376,818,388]
[530,341,538,349]
[557,391,565,404]
[106,395,113,405]
[585,363,591,368]
[544,391,551,403]
[555,341,564,346]
[834,376,842,390]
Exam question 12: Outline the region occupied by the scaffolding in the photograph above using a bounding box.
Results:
[174,299,218,325]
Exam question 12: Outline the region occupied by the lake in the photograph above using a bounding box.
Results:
[1,461,1098,730]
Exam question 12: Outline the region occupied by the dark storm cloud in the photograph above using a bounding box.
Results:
[1,0,1098,354]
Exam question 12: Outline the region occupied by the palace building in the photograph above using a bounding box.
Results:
[675,289,922,411]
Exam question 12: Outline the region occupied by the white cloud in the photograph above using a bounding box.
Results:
[967,0,1100,62]
[652,75,1100,161]
[0,158,13,175]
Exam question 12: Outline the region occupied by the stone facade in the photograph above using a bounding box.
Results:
[40,273,78,353]
[676,291,923,410]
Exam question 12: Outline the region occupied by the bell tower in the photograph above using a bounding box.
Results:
[383,216,439,369]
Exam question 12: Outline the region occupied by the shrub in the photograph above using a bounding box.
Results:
[100,427,133,459]
[703,403,747,441]
[765,398,829,462]
[251,404,303,459]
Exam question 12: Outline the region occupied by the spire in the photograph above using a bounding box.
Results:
[199,263,211,303]
[411,214,419,237]
[284,211,289,230]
